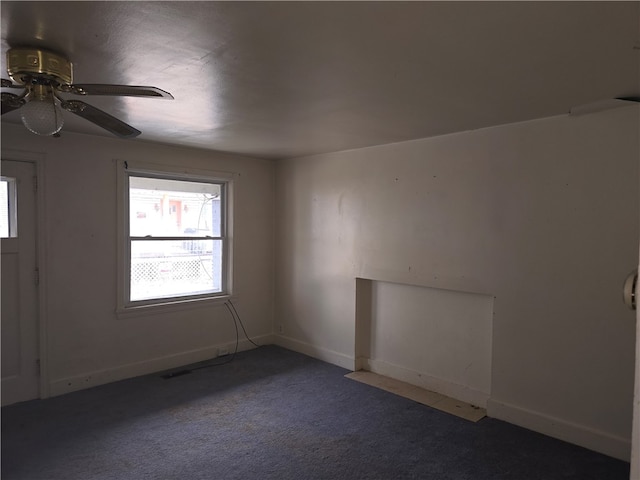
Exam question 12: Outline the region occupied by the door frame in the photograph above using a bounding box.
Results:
[632,261,640,477]
[2,149,49,399]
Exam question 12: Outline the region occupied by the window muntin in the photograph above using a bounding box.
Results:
[125,172,228,305]
[0,177,17,238]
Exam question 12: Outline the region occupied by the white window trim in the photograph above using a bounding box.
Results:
[116,159,235,318]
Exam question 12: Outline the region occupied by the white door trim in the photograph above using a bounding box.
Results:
[632,269,639,479]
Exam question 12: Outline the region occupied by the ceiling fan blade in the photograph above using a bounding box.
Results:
[61,100,141,138]
[616,96,640,103]
[1,92,24,115]
[68,84,173,99]
[570,97,640,116]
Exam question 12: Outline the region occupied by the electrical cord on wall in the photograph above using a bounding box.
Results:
[228,299,260,348]
[161,299,259,378]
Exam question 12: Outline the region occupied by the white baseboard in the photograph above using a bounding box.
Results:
[273,335,355,370]
[49,334,273,397]
[48,335,630,464]
[487,398,631,462]
[364,358,489,408]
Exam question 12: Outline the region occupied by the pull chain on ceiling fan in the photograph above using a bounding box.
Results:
[1,47,173,138]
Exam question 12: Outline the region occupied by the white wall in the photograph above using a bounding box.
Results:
[1,125,275,396]
[274,106,639,460]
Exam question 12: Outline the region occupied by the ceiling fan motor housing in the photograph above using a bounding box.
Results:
[7,48,73,86]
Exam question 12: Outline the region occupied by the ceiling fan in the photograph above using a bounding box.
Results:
[1,47,173,138]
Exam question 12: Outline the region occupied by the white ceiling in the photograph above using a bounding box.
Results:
[1,1,638,160]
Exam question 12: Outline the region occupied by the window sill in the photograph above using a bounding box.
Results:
[116,294,235,320]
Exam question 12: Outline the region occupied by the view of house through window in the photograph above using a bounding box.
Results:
[128,175,225,303]
[0,177,17,239]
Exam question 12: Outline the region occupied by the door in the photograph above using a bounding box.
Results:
[1,160,39,406]
[633,275,640,478]
[169,199,182,230]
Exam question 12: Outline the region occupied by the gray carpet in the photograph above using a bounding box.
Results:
[1,345,630,479]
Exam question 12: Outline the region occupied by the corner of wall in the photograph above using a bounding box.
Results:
[273,334,356,371]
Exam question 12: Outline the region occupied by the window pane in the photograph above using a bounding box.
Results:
[130,239,222,301]
[0,178,17,238]
[129,176,222,237]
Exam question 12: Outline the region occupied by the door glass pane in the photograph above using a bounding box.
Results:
[0,178,17,238]
[129,177,222,237]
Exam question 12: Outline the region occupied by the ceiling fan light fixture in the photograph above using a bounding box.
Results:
[3,46,172,138]
[20,85,64,136]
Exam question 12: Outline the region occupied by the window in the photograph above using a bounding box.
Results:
[0,177,17,238]
[119,162,233,311]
